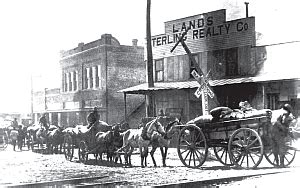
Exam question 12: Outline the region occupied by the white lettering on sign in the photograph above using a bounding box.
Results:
[206,87,215,98]
[194,83,206,98]
[194,88,202,98]
[202,88,209,115]
[191,70,201,80]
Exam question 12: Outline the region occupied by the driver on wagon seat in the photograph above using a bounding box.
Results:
[85,107,100,145]
[87,106,100,129]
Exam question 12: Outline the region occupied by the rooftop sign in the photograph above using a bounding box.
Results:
[152,9,255,58]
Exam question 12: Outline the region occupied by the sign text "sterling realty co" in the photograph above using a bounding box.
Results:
[151,11,253,47]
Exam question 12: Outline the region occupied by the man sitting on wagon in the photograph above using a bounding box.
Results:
[84,107,100,145]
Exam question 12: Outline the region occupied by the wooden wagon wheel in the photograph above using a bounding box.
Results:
[78,141,88,163]
[213,146,234,166]
[177,124,208,168]
[264,138,296,167]
[63,133,74,161]
[228,128,264,169]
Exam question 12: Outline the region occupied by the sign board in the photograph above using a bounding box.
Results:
[152,9,255,59]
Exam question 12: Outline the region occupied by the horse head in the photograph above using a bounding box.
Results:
[164,118,182,139]
[149,118,165,136]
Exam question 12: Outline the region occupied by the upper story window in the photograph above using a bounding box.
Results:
[189,54,199,79]
[225,48,238,77]
[63,71,78,92]
[155,59,164,82]
[83,66,102,90]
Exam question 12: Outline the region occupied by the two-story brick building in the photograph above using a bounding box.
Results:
[32,34,145,127]
[120,9,300,123]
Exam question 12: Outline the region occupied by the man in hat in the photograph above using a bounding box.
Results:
[271,103,294,167]
[87,107,100,129]
[39,113,49,131]
[85,107,100,145]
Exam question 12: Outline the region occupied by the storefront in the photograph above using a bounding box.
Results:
[120,9,300,122]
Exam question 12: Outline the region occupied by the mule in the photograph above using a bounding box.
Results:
[47,126,64,154]
[116,117,166,167]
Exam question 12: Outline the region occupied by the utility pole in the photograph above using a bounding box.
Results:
[146,0,154,116]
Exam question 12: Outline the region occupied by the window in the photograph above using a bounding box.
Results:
[225,48,238,76]
[97,65,101,88]
[73,71,78,91]
[69,72,73,91]
[64,73,68,92]
[155,59,164,82]
[89,67,93,88]
[189,54,199,79]
[84,68,89,89]
[95,66,99,88]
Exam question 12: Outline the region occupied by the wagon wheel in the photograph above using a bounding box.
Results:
[264,138,296,167]
[213,146,234,166]
[78,141,88,163]
[63,133,74,161]
[228,128,264,169]
[177,124,208,168]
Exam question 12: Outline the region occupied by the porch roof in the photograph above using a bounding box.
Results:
[119,73,300,94]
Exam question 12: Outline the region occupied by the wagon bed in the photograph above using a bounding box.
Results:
[177,110,296,169]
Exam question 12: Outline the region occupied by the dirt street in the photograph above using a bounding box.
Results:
[1,144,300,187]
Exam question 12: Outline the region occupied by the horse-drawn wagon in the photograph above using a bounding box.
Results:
[176,108,297,169]
[63,121,115,163]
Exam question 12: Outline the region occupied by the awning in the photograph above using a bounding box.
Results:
[119,74,300,94]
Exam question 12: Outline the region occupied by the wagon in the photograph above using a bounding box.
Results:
[63,122,112,163]
[176,109,297,169]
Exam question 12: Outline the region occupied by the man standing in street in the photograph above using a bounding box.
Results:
[11,118,18,129]
[271,103,294,167]
[10,127,18,151]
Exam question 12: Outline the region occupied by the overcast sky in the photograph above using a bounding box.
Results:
[0,0,299,114]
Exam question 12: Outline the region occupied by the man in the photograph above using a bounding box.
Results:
[11,118,18,129]
[10,127,18,151]
[271,103,294,167]
[87,107,100,129]
[86,107,100,146]
[39,113,49,131]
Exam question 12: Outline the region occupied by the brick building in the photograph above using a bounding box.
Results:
[32,34,145,127]
[120,9,300,122]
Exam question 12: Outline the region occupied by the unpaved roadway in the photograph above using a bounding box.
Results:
[1,144,300,187]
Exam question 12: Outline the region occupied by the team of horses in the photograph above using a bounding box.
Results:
[24,117,182,167]
[23,110,299,168]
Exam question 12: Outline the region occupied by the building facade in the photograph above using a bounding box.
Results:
[32,34,145,127]
[120,9,300,123]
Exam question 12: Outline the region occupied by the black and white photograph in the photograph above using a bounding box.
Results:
[1,0,300,187]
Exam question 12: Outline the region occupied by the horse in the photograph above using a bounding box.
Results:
[47,126,64,154]
[94,130,114,162]
[149,118,182,167]
[116,117,166,167]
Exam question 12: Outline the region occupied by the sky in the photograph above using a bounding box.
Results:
[0,0,299,114]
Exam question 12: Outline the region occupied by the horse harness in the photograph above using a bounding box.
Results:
[141,119,161,140]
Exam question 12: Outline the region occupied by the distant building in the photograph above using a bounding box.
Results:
[32,34,145,127]
[120,9,300,122]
